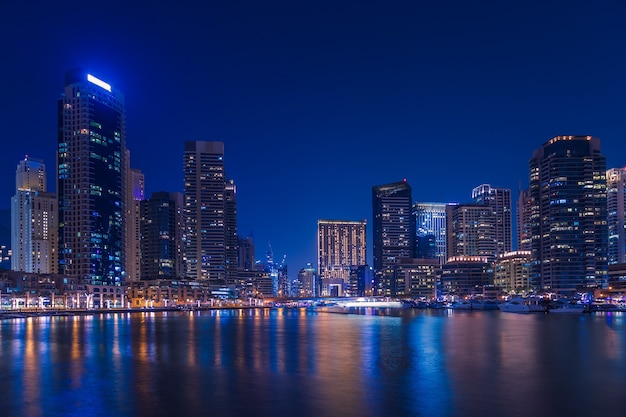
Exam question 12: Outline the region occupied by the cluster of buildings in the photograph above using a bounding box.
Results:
[2,70,626,308]
[320,135,625,300]
[2,70,285,308]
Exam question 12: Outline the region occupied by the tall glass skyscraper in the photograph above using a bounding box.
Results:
[372,180,415,295]
[183,141,226,283]
[527,136,608,292]
[57,70,126,285]
[140,192,184,280]
[606,167,626,264]
[413,202,447,264]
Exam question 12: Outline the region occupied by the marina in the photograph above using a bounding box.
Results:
[2,294,624,321]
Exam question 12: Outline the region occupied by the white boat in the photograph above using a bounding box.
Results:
[550,303,588,314]
[338,299,403,308]
[591,303,619,312]
[526,296,548,312]
[499,298,530,313]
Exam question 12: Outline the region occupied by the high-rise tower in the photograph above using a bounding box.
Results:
[125,157,144,281]
[237,235,255,270]
[471,184,512,256]
[413,202,447,264]
[446,203,496,261]
[372,180,415,295]
[183,141,226,283]
[57,70,126,285]
[528,136,608,292]
[140,192,184,280]
[606,167,626,264]
[516,189,532,251]
[317,219,367,296]
[11,157,58,273]
[224,179,238,285]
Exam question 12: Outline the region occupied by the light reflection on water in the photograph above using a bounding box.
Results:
[1,309,625,417]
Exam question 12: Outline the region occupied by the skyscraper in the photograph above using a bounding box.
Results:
[607,167,626,265]
[224,179,238,285]
[237,235,255,271]
[125,160,144,281]
[527,136,608,292]
[140,192,184,280]
[516,189,532,251]
[446,203,496,261]
[348,265,373,297]
[471,184,512,256]
[297,263,318,297]
[317,219,367,296]
[11,157,57,274]
[372,180,415,295]
[183,141,225,283]
[58,70,126,285]
[413,202,447,264]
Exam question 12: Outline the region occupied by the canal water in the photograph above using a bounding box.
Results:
[1,308,625,417]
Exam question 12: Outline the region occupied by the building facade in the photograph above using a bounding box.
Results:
[516,189,532,251]
[372,181,415,294]
[413,202,447,264]
[11,157,58,274]
[527,136,608,292]
[57,70,126,285]
[440,256,493,297]
[224,179,238,285]
[237,236,255,270]
[446,204,496,261]
[140,192,185,281]
[394,258,439,299]
[125,162,144,281]
[471,184,512,256]
[494,251,532,294]
[297,263,318,297]
[607,167,626,265]
[183,141,226,283]
[347,264,373,297]
[317,219,367,296]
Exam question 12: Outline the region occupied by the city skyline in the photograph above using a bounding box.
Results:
[2,1,626,279]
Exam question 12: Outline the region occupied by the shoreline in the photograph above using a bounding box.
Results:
[0,305,273,320]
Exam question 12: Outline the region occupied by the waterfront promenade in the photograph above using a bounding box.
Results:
[0,305,272,320]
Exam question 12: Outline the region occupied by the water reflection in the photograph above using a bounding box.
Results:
[1,310,626,417]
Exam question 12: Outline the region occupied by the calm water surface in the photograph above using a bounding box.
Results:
[1,308,625,417]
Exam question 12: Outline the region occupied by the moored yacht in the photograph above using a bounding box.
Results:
[499,298,530,313]
[525,296,548,312]
[591,303,620,312]
[549,302,588,314]
[339,298,403,308]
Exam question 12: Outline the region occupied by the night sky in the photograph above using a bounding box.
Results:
[2,1,626,279]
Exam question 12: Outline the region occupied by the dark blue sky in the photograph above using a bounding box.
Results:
[2,0,626,279]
